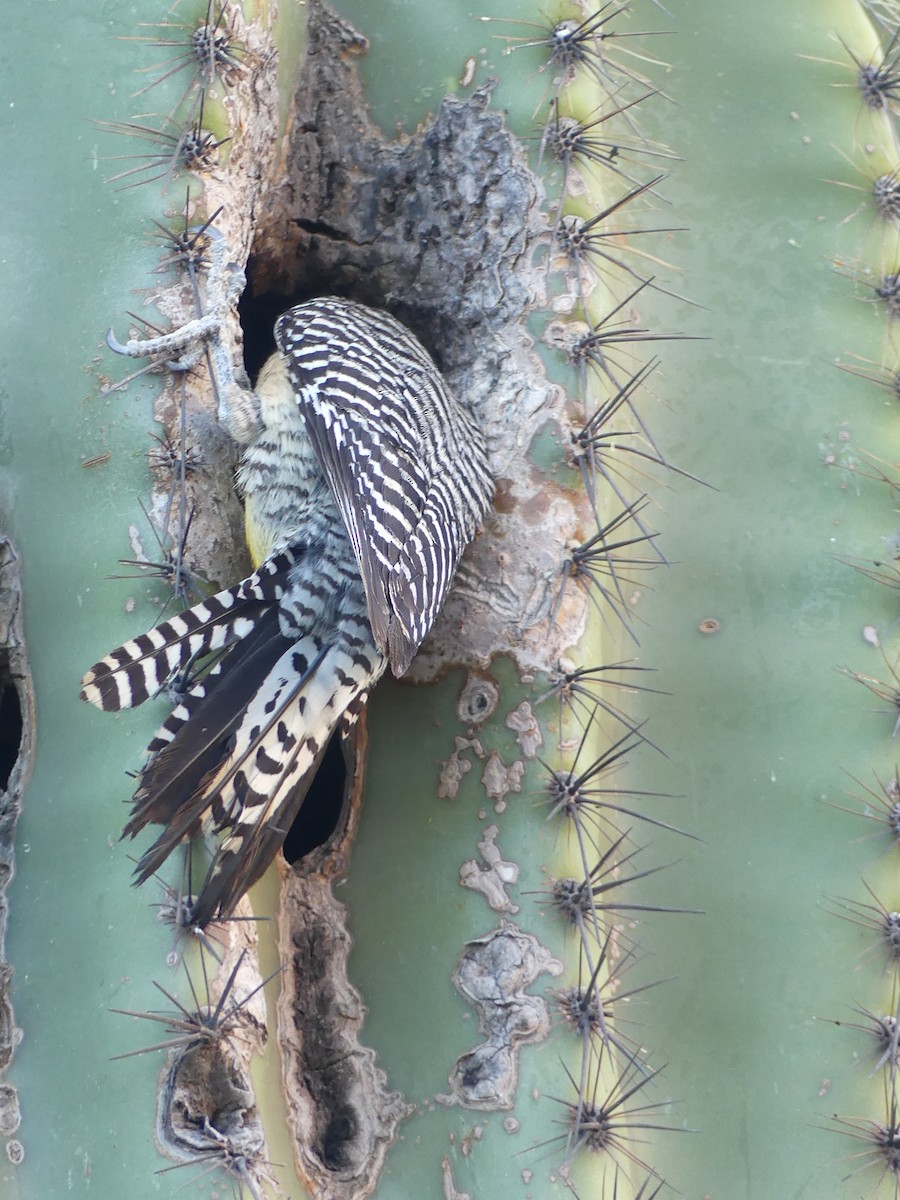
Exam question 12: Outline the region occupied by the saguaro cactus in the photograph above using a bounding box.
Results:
[5,1,900,1199]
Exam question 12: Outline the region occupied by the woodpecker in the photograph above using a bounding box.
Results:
[82,286,494,927]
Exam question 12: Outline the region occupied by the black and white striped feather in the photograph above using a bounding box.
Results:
[277,298,494,674]
[81,297,493,926]
[80,549,301,711]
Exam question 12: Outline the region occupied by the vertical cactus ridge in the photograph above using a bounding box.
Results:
[332,3,693,1197]
[825,7,900,1197]
[614,1,900,1196]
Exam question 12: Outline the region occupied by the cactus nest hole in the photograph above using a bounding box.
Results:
[0,656,21,794]
[235,0,590,685]
[0,537,32,1118]
[280,728,347,865]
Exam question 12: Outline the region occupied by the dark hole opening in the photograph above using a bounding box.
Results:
[238,285,287,380]
[237,256,449,383]
[0,655,22,793]
[319,1104,357,1171]
[281,727,347,865]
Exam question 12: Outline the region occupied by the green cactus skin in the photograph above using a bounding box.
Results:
[602,3,900,1198]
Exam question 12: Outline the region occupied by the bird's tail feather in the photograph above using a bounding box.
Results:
[122,606,289,836]
[79,549,300,712]
[133,612,384,925]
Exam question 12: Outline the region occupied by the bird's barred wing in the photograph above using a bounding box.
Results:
[275,298,494,675]
[79,548,302,711]
[293,381,431,670]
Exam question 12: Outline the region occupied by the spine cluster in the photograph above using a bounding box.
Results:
[495,4,697,1192]
[826,5,900,1192]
